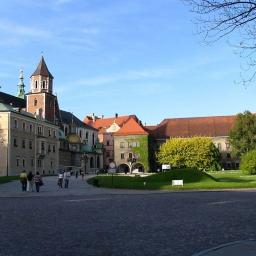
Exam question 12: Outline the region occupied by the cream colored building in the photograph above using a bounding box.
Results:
[0,103,59,177]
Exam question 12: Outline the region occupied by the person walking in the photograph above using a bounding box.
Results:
[26,171,34,192]
[58,170,64,188]
[19,170,27,192]
[75,170,78,179]
[33,172,43,193]
[64,169,71,188]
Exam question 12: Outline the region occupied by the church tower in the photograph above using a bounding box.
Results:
[16,69,25,99]
[26,56,60,124]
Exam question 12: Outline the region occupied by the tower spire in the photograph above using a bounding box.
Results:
[17,69,25,99]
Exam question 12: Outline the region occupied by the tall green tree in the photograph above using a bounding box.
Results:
[157,137,220,171]
[229,111,256,156]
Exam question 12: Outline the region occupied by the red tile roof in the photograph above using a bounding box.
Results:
[84,115,138,130]
[150,115,236,139]
[31,56,54,78]
[114,117,148,136]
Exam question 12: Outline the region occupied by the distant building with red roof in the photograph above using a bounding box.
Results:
[84,113,148,171]
[114,117,150,173]
[146,115,239,170]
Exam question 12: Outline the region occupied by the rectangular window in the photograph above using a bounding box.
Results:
[38,126,43,135]
[121,153,125,159]
[31,159,34,167]
[38,159,42,167]
[53,131,56,138]
[48,145,51,152]
[53,145,56,153]
[16,159,19,167]
[51,161,53,167]
[13,138,18,147]
[22,140,26,149]
[226,143,230,150]
[14,119,18,128]
[120,142,125,148]
[22,122,26,131]
[106,140,110,146]
[128,142,132,148]
[29,141,32,149]
[22,159,25,167]
[129,152,133,159]
[41,142,45,151]
[29,124,33,133]
[48,129,51,137]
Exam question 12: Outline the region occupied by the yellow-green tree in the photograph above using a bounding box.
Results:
[157,137,220,171]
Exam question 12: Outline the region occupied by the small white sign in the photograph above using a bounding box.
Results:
[172,180,183,186]
[162,164,171,170]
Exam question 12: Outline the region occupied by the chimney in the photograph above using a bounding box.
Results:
[92,113,96,122]
[115,113,118,118]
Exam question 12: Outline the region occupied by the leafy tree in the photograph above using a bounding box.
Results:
[183,0,256,84]
[229,111,256,156]
[240,149,256,175]
[157,137,220,171]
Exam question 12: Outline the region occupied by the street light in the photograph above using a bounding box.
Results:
[81,153,88,174]
[127,155,137,174]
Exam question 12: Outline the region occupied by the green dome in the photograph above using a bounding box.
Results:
[81,144,93,153]
[58,129,66,140]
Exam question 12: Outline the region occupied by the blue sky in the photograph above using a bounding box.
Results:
[0,0,255,125]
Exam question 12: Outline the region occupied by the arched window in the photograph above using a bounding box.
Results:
[34,99,37,106]
[97,156,100,168]
[64,127,68,136]
[35,81,38,89]
[92,133,95,145]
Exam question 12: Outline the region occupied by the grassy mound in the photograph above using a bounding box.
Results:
[0,176,19,184]
[87,168,218,190]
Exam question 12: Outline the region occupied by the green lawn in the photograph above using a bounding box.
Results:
[87,169,256,190]
[0,176,19,184]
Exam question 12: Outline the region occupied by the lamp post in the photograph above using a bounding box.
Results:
[127,154,137,174]
[81,153,88,174]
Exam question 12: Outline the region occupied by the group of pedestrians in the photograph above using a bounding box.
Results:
[19,170,43,193]
[19,168,86,193]
[57,169,71,188]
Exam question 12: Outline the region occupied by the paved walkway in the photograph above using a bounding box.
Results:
[0,175,167,197]
[1,176,256,255]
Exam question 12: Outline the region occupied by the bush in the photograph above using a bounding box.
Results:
[157,137,221,171]
[240,150,256,175]
[92,178,99,187]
